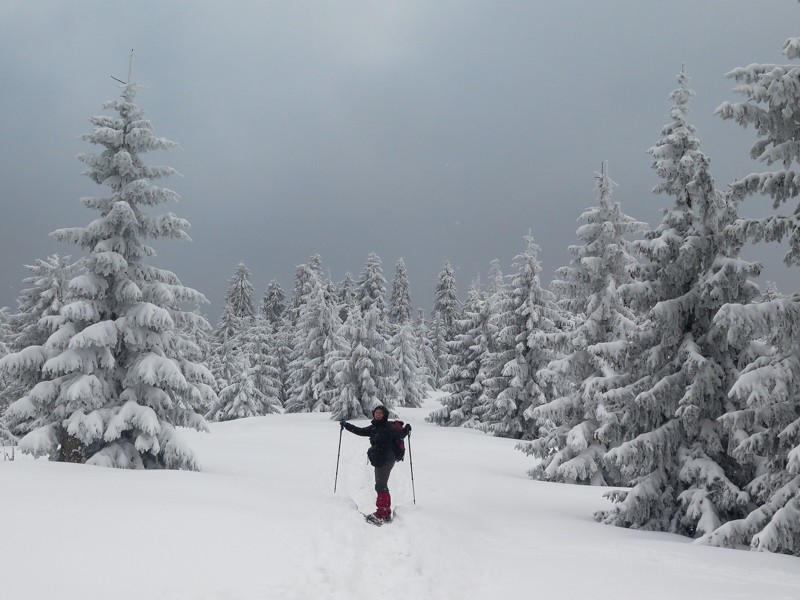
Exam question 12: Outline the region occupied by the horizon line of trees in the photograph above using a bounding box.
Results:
[197,251,459,422]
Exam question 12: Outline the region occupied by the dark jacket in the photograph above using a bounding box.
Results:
[343,412,408,466]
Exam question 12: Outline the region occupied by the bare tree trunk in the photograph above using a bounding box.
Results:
[59,430,85,463]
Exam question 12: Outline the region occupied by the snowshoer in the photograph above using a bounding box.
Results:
[340,405,411,524]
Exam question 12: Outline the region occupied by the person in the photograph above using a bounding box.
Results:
[340,405,411,523]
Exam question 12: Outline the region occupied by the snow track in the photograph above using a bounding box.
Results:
[280,420,463,600]
[283,490,491,600]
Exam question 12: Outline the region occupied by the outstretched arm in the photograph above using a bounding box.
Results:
[341,421,373,437]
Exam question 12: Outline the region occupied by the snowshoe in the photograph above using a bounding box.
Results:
[365,511,393,526]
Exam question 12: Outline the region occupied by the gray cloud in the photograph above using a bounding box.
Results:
[1,1,797,320]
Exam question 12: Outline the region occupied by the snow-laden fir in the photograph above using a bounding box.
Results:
[388,257,413,326]
[0,84,214,469]
[524,167,645,486]
[703,35,800,555]
[594,67,761,540]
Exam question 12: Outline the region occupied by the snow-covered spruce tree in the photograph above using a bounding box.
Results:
[427,279,490,427]
[433,260,460,340]
[597,70,760,535]
[0,308,12,442]
[331,307,396,419]
[285,268,344,413]
[337,272,358,322]
[243,314,282,412]
[0,418,14,447]
[177,307,215,416]
[244,282,286,412]
[205,336,230,397]
[760,281,784,303]
[429,314,450,388]
[0,83,215,469]
[207,355,276,421]
[696,38,800,554]
[214,263,255,341]
[272,318,293,407]
[0,396,14,445]
[324,274,338,307]
[6,255,84,351]
[0,309,15,445]
[288,262,317,326]
[308,253,324,278]
[431,260,460,382]
[226,263,256,320]
[480,236,561,439]
[260,280,286,327]
[389,258,413,326]
[413,310,437,392]
[715,38,800,267]
[469,260,510,425]
[526,167,644,484]
[209,305,238,383]
[0,307,11,355]
[701,292,800,554]
[331,310,366,420]
[392,321,423,408]
[0,255,84,431]
[358,252,388,319]
[357,306,397,409]
[180,307,213,360]
[0,310,8,351]
[212,262,257,384]
[388,258,421,407]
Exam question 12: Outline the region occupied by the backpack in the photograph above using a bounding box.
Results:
[392,420,406,461]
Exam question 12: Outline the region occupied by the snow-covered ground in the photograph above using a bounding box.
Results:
[2,395,799,600]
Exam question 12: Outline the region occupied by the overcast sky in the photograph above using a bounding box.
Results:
[1,1,798,320]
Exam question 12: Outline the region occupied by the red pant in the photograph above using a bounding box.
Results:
[375,491,391,520]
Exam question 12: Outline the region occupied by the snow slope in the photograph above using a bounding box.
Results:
[2,395,799,600]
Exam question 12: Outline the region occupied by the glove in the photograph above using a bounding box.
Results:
[340,420,348,429]
[404,423,412,433]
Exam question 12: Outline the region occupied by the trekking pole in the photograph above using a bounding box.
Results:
[334,425,343,494]
[408,432,416,505]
